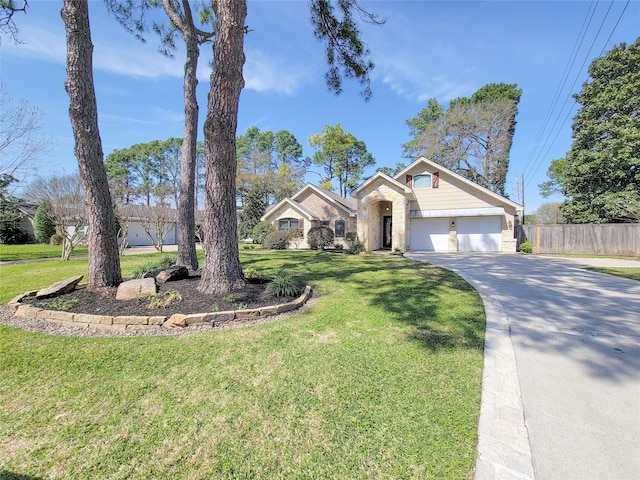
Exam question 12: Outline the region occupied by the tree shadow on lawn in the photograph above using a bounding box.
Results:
[0,472,45,480]
[242,251,485,352]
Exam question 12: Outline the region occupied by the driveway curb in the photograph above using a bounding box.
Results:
[406,254,535,480]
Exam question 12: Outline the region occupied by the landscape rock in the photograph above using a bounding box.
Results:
[163,313,187,328]
[155,266,189,284]
[115,278,157,301]
[35,275,84,299]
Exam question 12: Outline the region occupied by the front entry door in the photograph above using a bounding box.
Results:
[383,215,392,249]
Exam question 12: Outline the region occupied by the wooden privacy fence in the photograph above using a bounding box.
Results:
[517,224,640,256]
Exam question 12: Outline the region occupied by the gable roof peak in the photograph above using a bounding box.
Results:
[394,156,521,209]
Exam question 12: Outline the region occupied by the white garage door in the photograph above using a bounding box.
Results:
[457,216,502,252]
[410,218,450,251]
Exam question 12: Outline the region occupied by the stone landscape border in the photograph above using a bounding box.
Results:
[7,285,313,332]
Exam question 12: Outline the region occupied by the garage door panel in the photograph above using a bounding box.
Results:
[457,217,501,252]
[410,218,450,251]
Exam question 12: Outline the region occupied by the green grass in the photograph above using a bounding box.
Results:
[0,244,88,262]
[552,253,640,261]
[587,267,640,281]
[0,252,191,303]
[0,251,485,478]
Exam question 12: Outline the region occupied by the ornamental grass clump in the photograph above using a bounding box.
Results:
[132,254,178,278]
[267,271,303,298]
[146,289,182,309]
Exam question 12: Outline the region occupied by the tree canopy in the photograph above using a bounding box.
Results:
[403,83,522,196]
[236,126,305,206]
[308,123,375,197]
[541,38,640,223]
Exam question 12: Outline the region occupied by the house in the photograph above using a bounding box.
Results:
[354,157,521,252]
[261,184,357,249]
[15,204,37,238]
[262,156,522,252]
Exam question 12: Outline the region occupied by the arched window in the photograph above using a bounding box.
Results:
[413,174,432,188]
[335,219,346,237]
[278,218,299,230]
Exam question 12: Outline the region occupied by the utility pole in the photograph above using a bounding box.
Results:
[521,172,525,224]
[515,173,525,224]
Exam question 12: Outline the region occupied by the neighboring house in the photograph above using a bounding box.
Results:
[115,204,177,247]
[15,204,37,238]
[261,184,358,249]
[263,156,522,253]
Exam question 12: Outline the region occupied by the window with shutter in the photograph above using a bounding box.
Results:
[278,218,299,230]
[413,174,432,188]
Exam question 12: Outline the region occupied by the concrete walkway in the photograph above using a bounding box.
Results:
[406,252,640,480]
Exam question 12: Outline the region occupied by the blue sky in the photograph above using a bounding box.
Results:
[1,0,638,212]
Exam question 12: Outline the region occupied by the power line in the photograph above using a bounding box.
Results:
[522,1,598,178]
[523,0,630,189]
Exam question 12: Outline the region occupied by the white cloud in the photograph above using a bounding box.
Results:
[243,48,311,95]
[6,23,183,80]
[93,43,183,79]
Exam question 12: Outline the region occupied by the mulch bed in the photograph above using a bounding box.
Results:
[21,276,298,318]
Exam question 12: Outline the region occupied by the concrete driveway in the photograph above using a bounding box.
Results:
[406,252,640,480]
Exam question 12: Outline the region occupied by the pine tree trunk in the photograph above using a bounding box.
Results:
[175,1,199,271]
[198,0,247,295]
[198,0,247,294]
[62,0,122,289]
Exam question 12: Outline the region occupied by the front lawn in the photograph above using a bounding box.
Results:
[0,244,88,262]
[0,251,485,478]
[0,252,183,303]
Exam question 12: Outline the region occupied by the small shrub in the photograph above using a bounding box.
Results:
[224,294,235,303]
[345,232,365,254]
[234,302,248,310]
[263,230,291,250]
[287,228,304,248]
[147,290,182,309]
[43,298,78,311]
[307,226,334,250]
[0,225,32,245]
[334,243,343,250]
[210,304,220,312]
[252,221,275,245]
[519,241,533,254]
[350,241,365,255]
[243,267,259,279]
[267,271,303,298]
[50,234,64,245]
[392,247,404,256]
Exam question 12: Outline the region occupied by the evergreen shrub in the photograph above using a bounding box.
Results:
[263,231,291,250]
[307,226,334,250]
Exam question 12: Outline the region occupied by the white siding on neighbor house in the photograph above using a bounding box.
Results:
[457,216,502,252]
[409,218,450,251]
